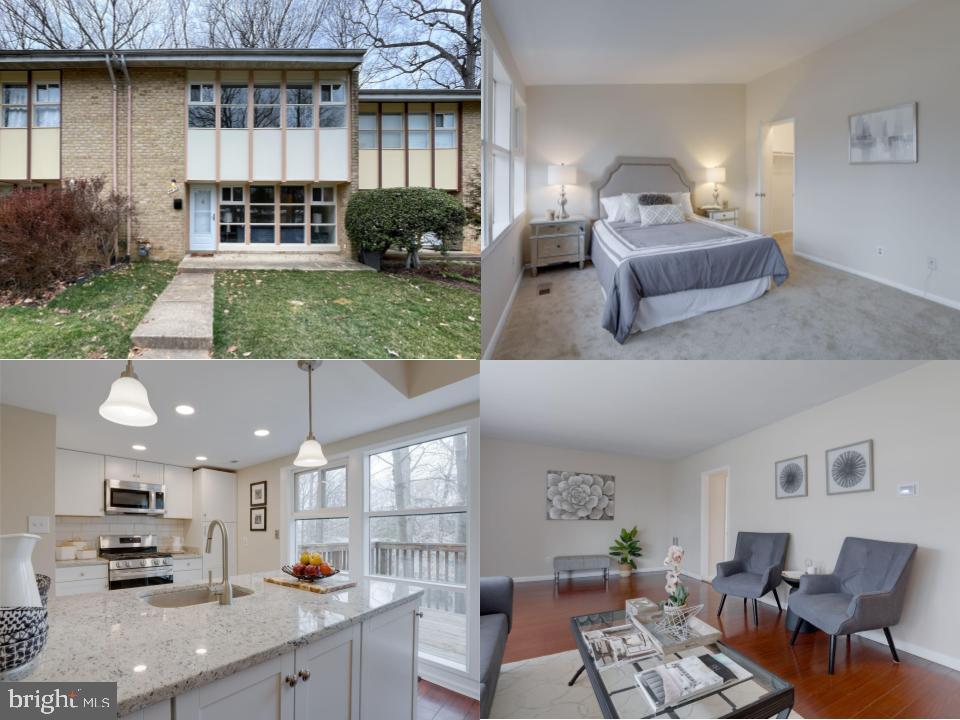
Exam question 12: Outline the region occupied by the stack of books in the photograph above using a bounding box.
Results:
[635,652,752,713]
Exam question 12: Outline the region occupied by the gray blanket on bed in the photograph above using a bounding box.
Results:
[592,220,789,344]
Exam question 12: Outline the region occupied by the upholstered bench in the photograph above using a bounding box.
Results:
[553,555,611,586]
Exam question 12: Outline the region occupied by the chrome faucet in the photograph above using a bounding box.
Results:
[204,519,232,605]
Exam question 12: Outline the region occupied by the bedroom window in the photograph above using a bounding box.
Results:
[408,112,430,149]
[434,111,457,149]
[33,82,60,128]
[486,46,516,246]
[319,82,346,128]
[2,84,28,128]
[253,84,281,128]
[188,82,215,128]
[359,113,377,149]
[285,84,313,128]
[220,84,248,129]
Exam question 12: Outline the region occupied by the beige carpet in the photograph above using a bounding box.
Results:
[492,238,960,359]
[490,649,804,719]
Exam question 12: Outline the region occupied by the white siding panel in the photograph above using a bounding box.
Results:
[318,128,349,182]
[252,130,282,180]
[187,130,216,180]
[220,130,248,181]
[285,130,314,181]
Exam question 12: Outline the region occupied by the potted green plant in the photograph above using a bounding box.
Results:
[609,526,643,578]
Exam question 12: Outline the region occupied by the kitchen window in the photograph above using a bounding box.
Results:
[434,111,456,149]
[318,83,346,128]
[365,430,469,670]
[220,84,248,129]
[33,82,60,128]
[188,82,215,128]
[253,84,281,128]
[249,185,275,243]
[358,113,377,149]
[219,186,245,244]
[279,185,306,244]
[381,113,402,149]
[292,465,349,570]
[310,186,336,245]
[407,112,430,149]
[1,84,27,128]
[286,84,313,128]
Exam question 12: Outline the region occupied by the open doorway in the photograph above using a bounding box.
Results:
[757,119,795,256]
[700,467,729,579]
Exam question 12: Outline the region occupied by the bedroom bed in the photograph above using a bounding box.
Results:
[590,157,789,344]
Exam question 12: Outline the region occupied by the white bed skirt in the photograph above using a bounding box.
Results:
[598,276,773,335]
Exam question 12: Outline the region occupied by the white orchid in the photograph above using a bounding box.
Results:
[546,471,615,520]
[663,545,689,607]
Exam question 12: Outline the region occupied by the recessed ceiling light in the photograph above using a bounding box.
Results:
[133,664,147,673]
[195,456,207,462]
[132,444,147,451]
[254,429,270,437]
[175,405,195,416]
[195,648,208,655]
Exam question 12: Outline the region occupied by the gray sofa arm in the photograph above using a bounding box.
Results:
[761,564,783,592]
[846,589,901,630]
[799,573,842,595]
[716,560,744,578]
[480,576,514,632]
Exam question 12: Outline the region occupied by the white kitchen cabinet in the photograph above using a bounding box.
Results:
[54,565,108,598]
[55,578,108,596]
[137,461,164,485]
[359,601,418,720]
[163,465,194,519]
[120,700,172,720]
[105,456,164,485]
[174,570,203,584]
[294,625,361,720]
[55,449,105,516]
[195,468,237,521]
[199,521,236,580]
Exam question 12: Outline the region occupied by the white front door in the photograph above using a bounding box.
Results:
[189,184,216,252]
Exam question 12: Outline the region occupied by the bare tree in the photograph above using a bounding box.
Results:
[197,0,329,49]
[0,0,163,49]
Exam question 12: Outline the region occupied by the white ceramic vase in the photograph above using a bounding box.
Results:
[0,534,43,608]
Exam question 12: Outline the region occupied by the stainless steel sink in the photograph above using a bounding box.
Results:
[140,585,253,608]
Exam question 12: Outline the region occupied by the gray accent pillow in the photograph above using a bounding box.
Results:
[638,193,674,206]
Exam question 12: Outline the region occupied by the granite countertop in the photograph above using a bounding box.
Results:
[54,557,108,568]
[24,573,423,715]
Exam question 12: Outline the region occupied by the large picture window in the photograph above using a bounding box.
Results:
[293,464,349,571]
[1,84,27,128]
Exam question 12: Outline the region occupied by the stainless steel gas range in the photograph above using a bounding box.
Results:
[99,534,174,591]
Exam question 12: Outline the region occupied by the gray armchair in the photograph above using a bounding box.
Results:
[789,537,917,674]
[711,532,790,625]
[480,576,514,718]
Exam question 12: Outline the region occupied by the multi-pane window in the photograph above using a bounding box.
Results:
[408,112,430,149]
[485,45,520,247]
[279,185,306,244]
[253,84,281,128]
[434,112,456,149]
[33,82,60,128]
[286,84,313,128]
[220,84,247,129]
[319,83,346,128]
[249,185,275,243]
[188,82,215,128]
[310,187,336,245]
[359,113,377,149]
[1,84,27,128]
[293,465,349,570]
[219,186,244,244]
[381,113,402,149]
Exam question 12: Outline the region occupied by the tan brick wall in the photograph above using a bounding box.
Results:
[338,68,361,259]
[458,100,481,253]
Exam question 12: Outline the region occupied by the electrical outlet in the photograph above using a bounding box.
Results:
[28,516,50,534]
[927,257,938,271]
[876,246,884,256]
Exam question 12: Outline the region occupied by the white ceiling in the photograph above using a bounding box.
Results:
[0,361,478,469]
[489,0,920,85]
[480,361,921,461]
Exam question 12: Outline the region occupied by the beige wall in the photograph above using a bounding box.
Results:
[478,436,674,580]
[669,362,960,668]
[525,83,747,220]
[0,405,57,580]
[745,0,960,308]
[236,401,479,574]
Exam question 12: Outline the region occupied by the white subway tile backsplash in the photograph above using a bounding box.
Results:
[55,514,188,547]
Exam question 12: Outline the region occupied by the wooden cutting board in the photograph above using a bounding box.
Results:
[264,575,357,594]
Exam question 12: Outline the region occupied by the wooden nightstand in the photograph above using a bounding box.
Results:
[697,206,740,226]
[530,215,588,277]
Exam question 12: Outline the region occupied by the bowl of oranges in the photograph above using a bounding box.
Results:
[282,552,339,583]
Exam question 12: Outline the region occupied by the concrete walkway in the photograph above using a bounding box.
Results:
[131,272,214,355]
[179,253,371,272]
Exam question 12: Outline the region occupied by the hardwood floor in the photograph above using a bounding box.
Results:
[504,573,960,718]
[418,679,479,720]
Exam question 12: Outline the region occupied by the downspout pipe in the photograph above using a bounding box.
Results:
[104,54,118,259]
[119,53,133,252]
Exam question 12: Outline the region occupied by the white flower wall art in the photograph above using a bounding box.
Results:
[546,470,615,520]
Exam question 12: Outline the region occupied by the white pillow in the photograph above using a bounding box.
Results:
[639,203,685,227]
[620,193,642,223]
[600,195,626,222]
[668,191,694,218]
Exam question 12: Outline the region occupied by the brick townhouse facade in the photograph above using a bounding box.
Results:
[0,49,481,259]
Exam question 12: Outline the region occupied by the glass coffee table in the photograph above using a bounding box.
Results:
[571,609,794,718]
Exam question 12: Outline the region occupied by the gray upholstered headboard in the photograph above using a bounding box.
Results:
[593,157,695,217]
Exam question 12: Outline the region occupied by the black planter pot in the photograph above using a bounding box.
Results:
[360,250,383,271]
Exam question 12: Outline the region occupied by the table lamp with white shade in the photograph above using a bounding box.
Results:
[705,166,726,206]
[547,163,577,219]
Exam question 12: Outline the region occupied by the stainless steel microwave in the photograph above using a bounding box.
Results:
[104,478,166,516]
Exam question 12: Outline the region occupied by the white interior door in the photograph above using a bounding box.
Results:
[756,123,775,234]
[190,184,216,252]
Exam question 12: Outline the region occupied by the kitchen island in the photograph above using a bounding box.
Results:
[18,573,423,719]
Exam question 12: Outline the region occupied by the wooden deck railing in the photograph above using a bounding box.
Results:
[370,541,467,585]
[298,542,349,571]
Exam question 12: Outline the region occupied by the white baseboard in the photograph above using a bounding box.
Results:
[795,250,960,312]
[482,267,524,359]
[419,664,481,700]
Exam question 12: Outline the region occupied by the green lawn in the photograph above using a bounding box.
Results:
[213,270,480,358]
[0,261,177,358]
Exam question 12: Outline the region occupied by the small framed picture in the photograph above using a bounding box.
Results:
[250,506,266,532]
[250,481,267,507]
[775,455,807,499]
[826,439,874,495]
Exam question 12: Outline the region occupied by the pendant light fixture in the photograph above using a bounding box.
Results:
[294,360,327,468]
[99,360,158,427]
